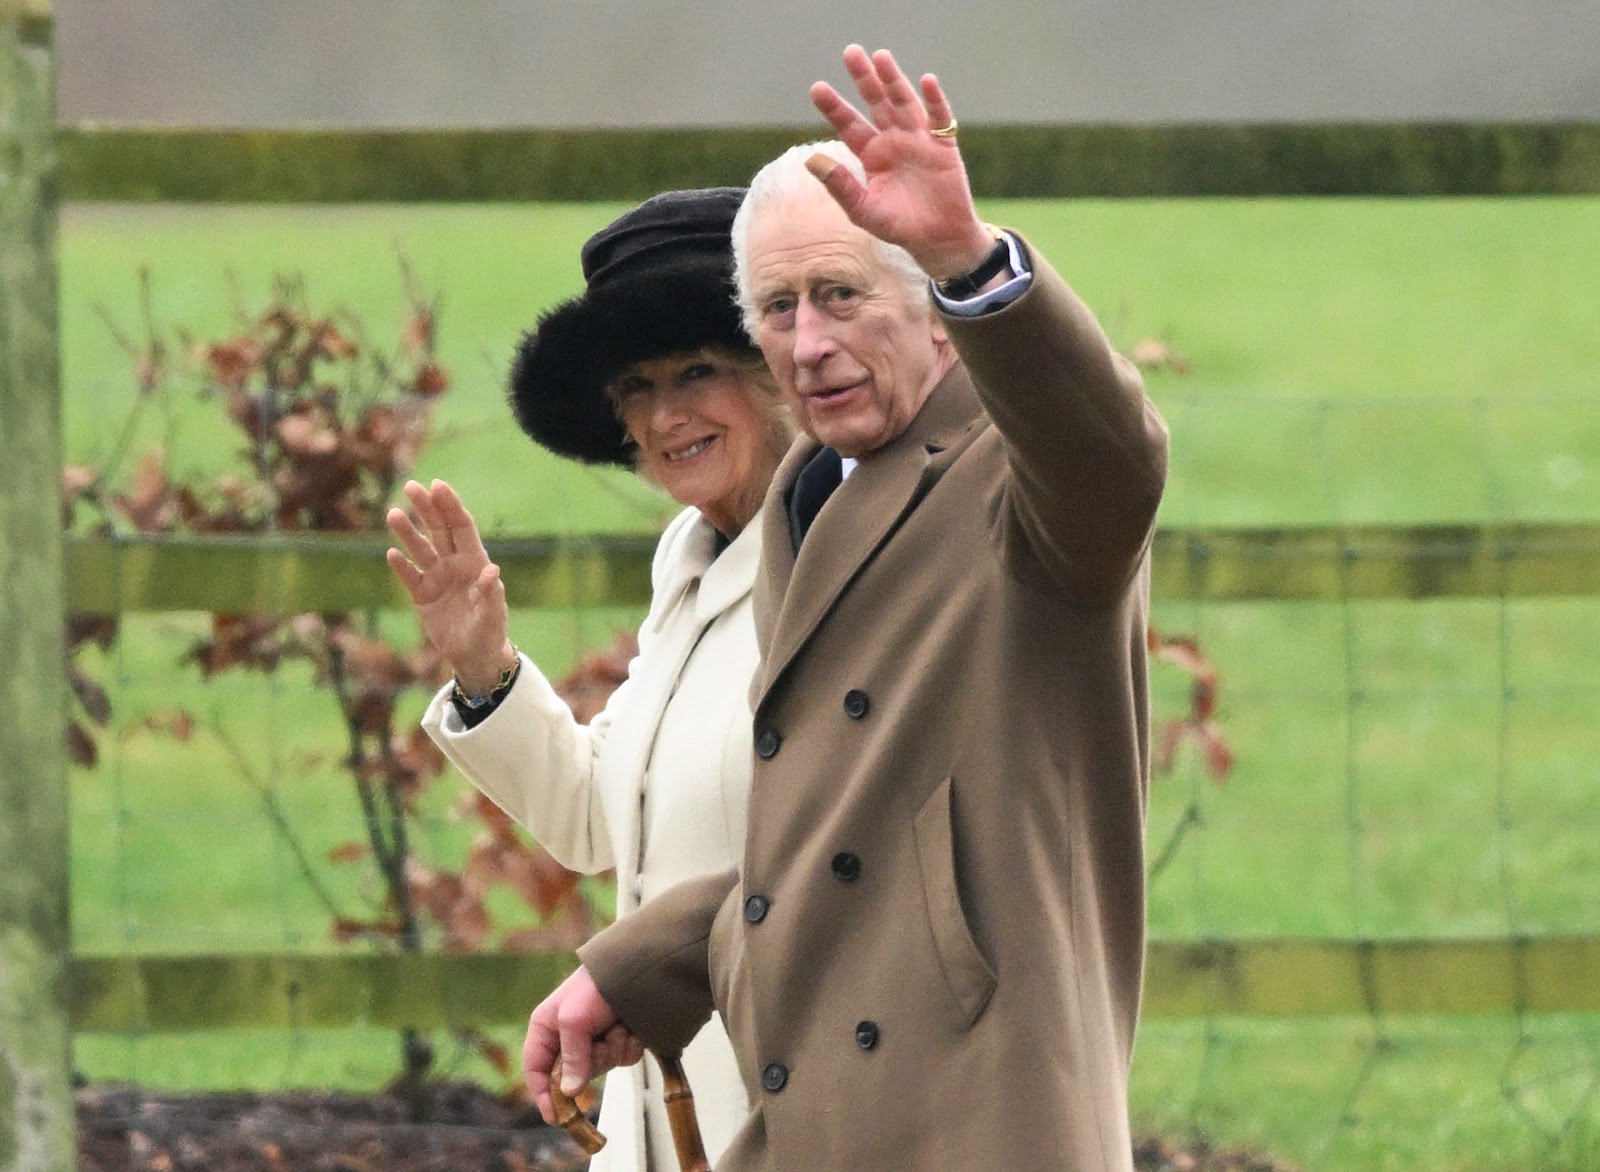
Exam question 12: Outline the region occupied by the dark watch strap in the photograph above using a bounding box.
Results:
[936,233,1011,300]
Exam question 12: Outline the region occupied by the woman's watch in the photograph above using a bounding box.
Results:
[450,653,522,720]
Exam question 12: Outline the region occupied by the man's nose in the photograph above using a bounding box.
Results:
[792,300,837,368]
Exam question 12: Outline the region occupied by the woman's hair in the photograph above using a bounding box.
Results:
[730,348,801,467]
[730,140,930,336]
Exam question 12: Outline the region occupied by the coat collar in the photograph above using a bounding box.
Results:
[695,507,762,623]
[651,506,762,632]
[753,365,984,703]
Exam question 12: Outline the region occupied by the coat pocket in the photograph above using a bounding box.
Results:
[911,776,997,1030]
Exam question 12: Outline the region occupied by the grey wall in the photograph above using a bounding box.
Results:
[57,0,1600,127]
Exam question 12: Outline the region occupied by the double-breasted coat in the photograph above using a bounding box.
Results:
[581,242,1169,1170]
[423,507,761,1171]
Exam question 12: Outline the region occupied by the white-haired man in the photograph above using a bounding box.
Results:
[526,45,1168,1170]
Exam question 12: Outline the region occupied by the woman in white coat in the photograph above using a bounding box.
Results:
[385,189,792,1171]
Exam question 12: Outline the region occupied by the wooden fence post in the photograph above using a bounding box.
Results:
[0,8,75,1169]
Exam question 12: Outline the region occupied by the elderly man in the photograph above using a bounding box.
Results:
[526,45,1168,1170]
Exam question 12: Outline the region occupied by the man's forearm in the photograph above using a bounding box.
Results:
[943,241,1169,597]
[577,868,737,1057]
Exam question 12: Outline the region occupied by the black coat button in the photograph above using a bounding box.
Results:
[755,728,782,759]
[744,895,770,923]
[831,852,861,882]
[854,1021,880,1051]
[843,689,870,719]
[761,1062,788,1092]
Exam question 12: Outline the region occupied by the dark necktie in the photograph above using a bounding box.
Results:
[787,446,843,552]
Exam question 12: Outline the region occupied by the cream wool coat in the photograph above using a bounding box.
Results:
[423,506,761,1172]
[581,245,1169,1171]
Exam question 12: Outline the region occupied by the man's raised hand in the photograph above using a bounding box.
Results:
[806,45,996,282]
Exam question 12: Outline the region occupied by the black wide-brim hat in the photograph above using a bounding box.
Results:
[508,187,757,467]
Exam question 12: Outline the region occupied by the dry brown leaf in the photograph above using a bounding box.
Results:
[1128,337,1193,375]
[328,842,369,865]
[498,844,586,920]
[67,613,119,652]
[402,306,436,357]
[111,450,178,532]
[412,363,450,398]
[67,721,98,769]
[207,338,263,389]
[185,613,284,677]
[276,410,341,458]
[314,322,359,360]
[555,633,637,724]
[154,710,195,741]
[330,916,402,944]
[69,669,113,726]
[1201,723,1235,781]
[62,464,98,497]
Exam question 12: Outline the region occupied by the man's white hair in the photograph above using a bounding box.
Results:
[731,140,931,337]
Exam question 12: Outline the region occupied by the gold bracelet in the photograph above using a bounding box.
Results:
[451,649,521,710]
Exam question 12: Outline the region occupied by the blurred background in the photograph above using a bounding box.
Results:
[20,1,1600,1168]
[55,0,1600,125]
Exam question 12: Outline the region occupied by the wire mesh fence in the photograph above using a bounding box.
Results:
[61,438,1600,1169]
[3,10,1587,1155]
[1135,387,1600,1167]
[1135,588,1600,1168]
[45,184,1600,1167]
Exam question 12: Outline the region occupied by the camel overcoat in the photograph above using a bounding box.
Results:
[581,243,1169,1171]
[423,506,760,1172]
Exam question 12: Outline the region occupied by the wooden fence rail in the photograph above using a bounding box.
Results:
[70,936,1600,1031]
[64,521,1600,614]
[61,519,1600,1030]
[22,3,1599,1062]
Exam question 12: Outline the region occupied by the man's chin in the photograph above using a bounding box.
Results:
[805,416,872,457]
[814,433,865,458]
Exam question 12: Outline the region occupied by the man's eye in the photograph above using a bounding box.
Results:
[682,363,715,382]
[763,297,795,319]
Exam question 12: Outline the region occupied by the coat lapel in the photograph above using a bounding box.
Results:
[611,510,760,909]
[751,440,809,689]
[694,508,762,625]
[753,367,985,708]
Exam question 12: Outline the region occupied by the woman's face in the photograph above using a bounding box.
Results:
[614,350,783,535]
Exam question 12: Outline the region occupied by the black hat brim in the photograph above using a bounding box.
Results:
[509,259,756,467]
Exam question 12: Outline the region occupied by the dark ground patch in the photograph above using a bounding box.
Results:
[74,1082,589,1172]
[75,1083,1298,1170]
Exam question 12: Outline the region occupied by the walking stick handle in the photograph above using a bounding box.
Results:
[547,1051,710,1171]
[548,1056,606,1156]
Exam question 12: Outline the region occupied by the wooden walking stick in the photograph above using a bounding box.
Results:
[548,1055,606,1157]
[657,1054,711,1172]
[549,1051,711,1172]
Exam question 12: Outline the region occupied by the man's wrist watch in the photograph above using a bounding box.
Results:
[935,229,1011,300]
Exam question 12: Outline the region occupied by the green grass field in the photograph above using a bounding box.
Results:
[61,198,1600,1170]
